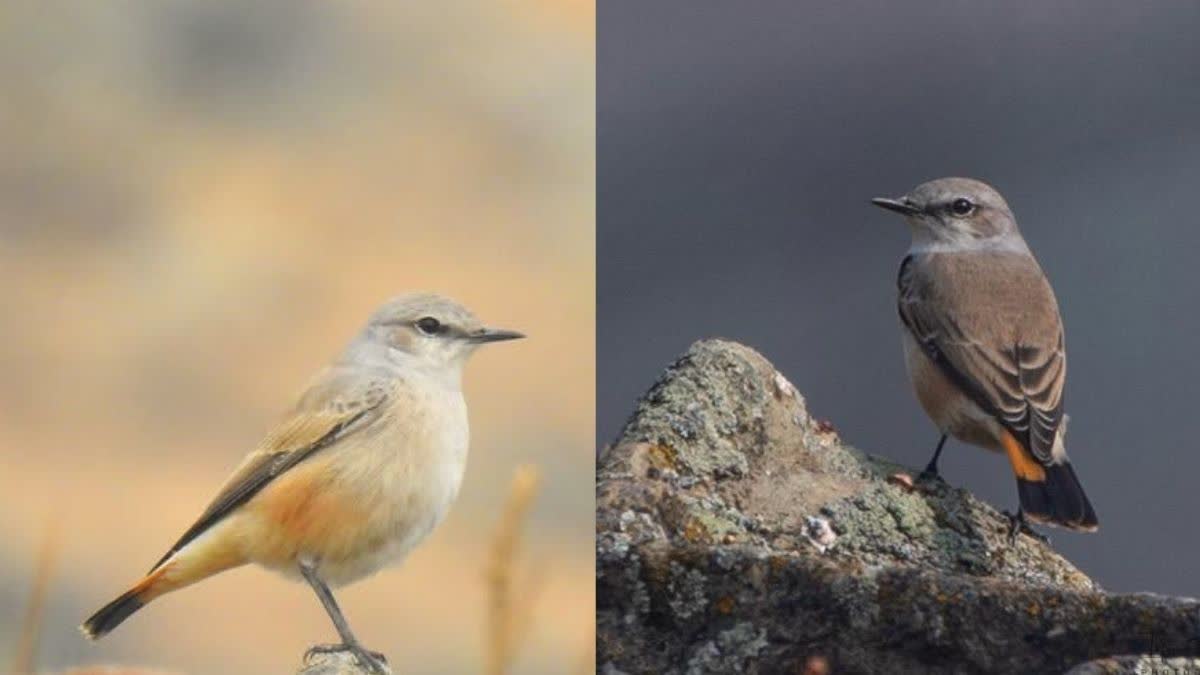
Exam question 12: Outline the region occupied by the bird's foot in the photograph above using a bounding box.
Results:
[305,643,390,674]
[1002,510,1050,546]
[916,465,944,484]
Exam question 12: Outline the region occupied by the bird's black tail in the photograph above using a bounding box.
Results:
[1018,461,1098,531]
[80,586,146,640]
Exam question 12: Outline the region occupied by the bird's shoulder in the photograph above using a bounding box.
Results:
[250,366,396,457]
[903,252,1059,327]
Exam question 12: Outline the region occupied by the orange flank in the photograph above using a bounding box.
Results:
[242,458,376,570]
[999,430,1046,482]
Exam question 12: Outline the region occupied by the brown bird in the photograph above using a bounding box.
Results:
[80,293,524,672]
[872,177,1097,540]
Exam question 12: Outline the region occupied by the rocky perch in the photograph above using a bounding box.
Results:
[296,648,391,675]
[597,339,1200,675]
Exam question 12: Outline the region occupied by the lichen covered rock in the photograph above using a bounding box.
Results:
[597,339,1200,674]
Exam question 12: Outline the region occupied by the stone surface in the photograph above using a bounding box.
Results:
[596,339,1200,674]
[1066,655,1200,674]
[297,648,391,675]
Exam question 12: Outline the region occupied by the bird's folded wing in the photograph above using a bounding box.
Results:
[148,370,391,572]
[898,258,1065,464]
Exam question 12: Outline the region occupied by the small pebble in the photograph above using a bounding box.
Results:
[804,516,837,552]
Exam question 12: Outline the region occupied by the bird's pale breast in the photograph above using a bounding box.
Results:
[241,375,469,586]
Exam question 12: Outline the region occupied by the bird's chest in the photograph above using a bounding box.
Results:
[374,386,469,517]
[324,388,464,542]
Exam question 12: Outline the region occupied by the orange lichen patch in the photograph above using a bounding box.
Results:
[647,443,678,471]
[714,596,735,615]
[1027,601,1041,617]
[683,519,708,543]
[802,655,831,675]
[1000,430,1046,482]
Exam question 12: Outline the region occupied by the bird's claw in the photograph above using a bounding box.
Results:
[916,468,944,484]
[305,643,390,674]
[1002,510,1050,546]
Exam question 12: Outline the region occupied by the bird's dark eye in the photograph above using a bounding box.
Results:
[415,317,443,335]
[951,198,974,216]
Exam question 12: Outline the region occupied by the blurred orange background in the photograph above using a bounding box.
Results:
[0,1,593,673]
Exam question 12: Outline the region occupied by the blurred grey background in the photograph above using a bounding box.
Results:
[599,2,1200,596]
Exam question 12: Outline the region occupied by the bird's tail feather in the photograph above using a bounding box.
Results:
[80,567,164,640]
[1018,461,1098,531]
[81,524,247,640]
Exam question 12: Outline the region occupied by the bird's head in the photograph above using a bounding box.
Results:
[872,177,1023,249]
[360,292,523,372]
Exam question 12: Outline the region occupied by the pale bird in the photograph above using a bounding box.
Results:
[872,178,1097,540]
[81,292,524,673]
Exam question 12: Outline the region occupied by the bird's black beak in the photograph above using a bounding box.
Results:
[468,327,526,343]
[871,196,921,216]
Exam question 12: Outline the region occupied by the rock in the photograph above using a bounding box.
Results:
[1066,655,1200,674]
[596,339,1200,674]
[297,648,391,675]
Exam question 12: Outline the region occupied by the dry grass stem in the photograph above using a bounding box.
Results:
[484,465,542,675]
[12,514,61,675]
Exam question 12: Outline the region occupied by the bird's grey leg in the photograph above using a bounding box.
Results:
[299,560,389,674]
[918,434,948,481]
